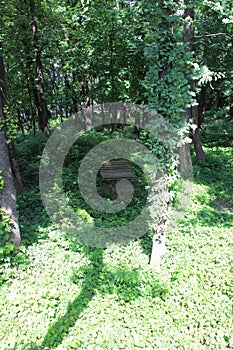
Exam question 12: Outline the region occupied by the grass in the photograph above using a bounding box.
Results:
[0,120,232,349]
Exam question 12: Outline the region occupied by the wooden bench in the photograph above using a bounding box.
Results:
[100,160,133,180]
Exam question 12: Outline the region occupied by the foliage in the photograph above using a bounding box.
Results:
[195,0,233,108]
[61,125,182,238]
[0,173,14,264]
[0,0,231,139]
[200,111,233,147]
[0,107,18,141]
[63,128,148,233]
[143,9,194,119]
[15,131,48,188]
[0,209,15,261]
[0,0,233,347]
[0,117,232,349]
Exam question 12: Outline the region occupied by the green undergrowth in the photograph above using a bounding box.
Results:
[0,121,232,349]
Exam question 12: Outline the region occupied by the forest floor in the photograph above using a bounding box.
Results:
[0,118,232,349]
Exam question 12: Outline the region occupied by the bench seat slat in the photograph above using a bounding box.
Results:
[100,160,133,180]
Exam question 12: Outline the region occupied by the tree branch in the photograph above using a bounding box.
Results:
[195,32,226,38]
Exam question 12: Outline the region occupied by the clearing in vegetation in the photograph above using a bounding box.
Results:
[0,118,232,349]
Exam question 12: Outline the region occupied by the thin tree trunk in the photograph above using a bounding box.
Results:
[192,105,206,160]
[134,111,140,139]
[0,44,6,128]
[198,85,206,130]
[21,20,40,134]
[82,107,92,132]
[101,103,105,126]
[123,103,127,126]
[184,2,206,161]
[109,23,115,102]
[229,106,233,121]
[29,0,50,133]
[8,142,24,194]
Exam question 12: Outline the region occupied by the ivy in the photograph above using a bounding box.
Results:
[0,173,15,263]
[143,0,195,119]
[0,107,18,142]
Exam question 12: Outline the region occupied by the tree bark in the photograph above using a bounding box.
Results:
[191,105,206,160]
[0,43,21,248]
[29,0,51,133]
[150,219,166,267]
[0,132,21,248]
[8,142,24,194]
[198,85,206,130]
[229,106,233,121]
[177,143,193,179]
[0,44,6,126]
[184,3,206,161]
[0,43,24,194]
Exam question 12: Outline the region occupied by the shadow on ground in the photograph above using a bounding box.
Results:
[11,246,168,349]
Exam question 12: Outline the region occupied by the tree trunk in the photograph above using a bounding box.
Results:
[192,105,206,160]
[177,143,193,179]
[150,219,166,267]
[109,28,115,102]
[0,44,6,126]
[229,106,233,121]
[29,0,50,133]
[0,132,21,248]
[134,111,140,139]
[0,44,24,194]
[8,142,24,194]
[35,48,51,133]
[198,85,206,130]
[184,2,206,161]
[0,44,21,248]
